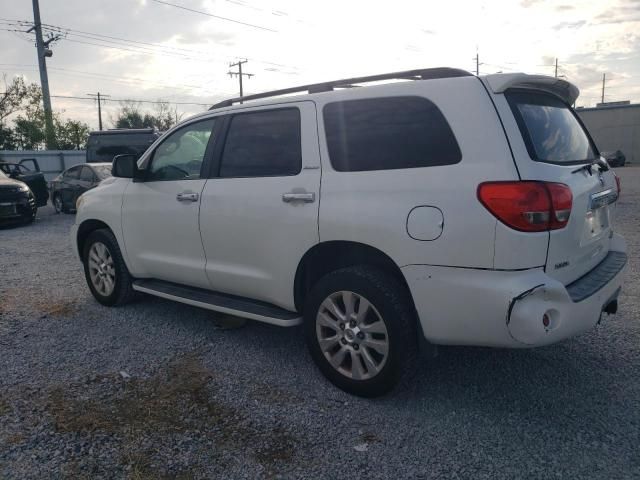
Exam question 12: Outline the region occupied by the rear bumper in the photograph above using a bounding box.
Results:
[70,222,80,260]
[402,234,627,348]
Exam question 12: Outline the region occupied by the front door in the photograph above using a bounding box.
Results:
[121,117,218,288]
[199,102,321,310]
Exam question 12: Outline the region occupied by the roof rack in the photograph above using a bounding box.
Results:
[210,67,472,110]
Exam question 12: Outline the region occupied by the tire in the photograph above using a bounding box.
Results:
[82,228,135,306]
[304,265,418,397]
[24,206,37,224]
[53,193,63,214]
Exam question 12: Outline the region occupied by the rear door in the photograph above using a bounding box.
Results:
[198,102,320,310]
[500,89,617,284]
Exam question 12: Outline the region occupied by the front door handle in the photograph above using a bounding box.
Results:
[176,192,199,202]
[282,192,315,203]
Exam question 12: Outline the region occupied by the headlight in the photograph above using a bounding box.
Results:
[17,184,29,192]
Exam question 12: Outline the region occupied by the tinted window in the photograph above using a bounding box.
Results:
[220,108,301,178]
[79,166,95,182]
[64,166,81,180]
[506,91,597,164]
[148,119,215,181]
[86,132,159,162]
[323,96,461,172]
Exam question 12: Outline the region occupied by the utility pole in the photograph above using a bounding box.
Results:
[88,92,110,130]
[475,51,480,76]
[555,58,558,78]
[228,59,253,103]
[30,0,55,149]
[601,73,606,104]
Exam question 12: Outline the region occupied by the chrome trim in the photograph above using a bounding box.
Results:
[589,188,617,210]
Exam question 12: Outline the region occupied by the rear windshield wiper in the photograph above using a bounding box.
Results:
[572,157,609,175]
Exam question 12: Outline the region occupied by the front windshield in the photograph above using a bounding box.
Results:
[507,90,598,164]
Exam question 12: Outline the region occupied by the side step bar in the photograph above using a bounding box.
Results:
[132,279,302,327]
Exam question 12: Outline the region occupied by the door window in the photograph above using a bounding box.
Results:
[79,166,95,182]
[148,119,215,181]
[219,108,301,178]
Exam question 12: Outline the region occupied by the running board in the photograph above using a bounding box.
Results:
[132,279,302,327]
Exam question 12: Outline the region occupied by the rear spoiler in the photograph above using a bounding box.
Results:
[483,73,580,105]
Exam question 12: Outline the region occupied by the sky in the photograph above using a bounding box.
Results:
[1,0,639,130]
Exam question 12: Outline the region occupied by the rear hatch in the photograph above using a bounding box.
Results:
[501,87,618,285]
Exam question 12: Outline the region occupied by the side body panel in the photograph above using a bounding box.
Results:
[316,76,520,270]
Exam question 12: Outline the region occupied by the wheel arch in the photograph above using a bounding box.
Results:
[294,240,413,313]
[76,219,114,260]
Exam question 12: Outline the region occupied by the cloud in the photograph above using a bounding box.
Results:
[520,0,543,7]
[555,5,575,11]
[553,20,587,29]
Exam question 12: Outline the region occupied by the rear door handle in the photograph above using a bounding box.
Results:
[176,192,199,202]
[282,192,315,203]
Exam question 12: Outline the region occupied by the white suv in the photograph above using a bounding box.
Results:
[72,68,627,397]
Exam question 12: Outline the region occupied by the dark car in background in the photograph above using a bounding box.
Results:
[86,128,160,163]
[0,170,37,225]
[49,163,112,214]
[602,150,626,168]
[0,159,48,207]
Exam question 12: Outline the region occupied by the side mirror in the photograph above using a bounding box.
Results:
[596,156,610,172]
[112,154,139,178]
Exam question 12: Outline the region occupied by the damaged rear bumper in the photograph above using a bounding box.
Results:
[401,234,627,348]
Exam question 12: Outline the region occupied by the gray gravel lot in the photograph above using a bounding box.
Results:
[1,167,639,479]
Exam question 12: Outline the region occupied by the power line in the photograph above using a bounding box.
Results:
[0,63,208,91]
[148,0,277,32]
[47,94,212,106]
[0,19,299,71]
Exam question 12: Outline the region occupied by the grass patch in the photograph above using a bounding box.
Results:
[0,396,10,416]
[47,355,298,476]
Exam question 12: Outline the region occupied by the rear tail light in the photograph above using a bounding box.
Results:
[477,181,573,232]
[614,172,621,196]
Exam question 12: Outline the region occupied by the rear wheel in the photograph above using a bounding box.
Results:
[53,194,63,214]
[304,266,418,397]
[82,229,135,306]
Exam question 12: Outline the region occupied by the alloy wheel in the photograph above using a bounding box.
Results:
[88,241,116,296]
[316,291,389,380]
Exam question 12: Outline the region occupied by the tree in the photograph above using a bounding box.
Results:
[55,119,90,150]
[112,100,181,131]
[0,75,29,125]
[13,117,45,150]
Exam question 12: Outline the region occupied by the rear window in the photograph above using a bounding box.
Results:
[506,91,598,164]
[323,96,461,172]
[86,133,158,162]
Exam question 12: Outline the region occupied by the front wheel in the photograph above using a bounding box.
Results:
[82,229,135,306]
[304,266,418,397]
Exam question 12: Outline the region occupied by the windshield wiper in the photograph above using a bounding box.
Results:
[572,157,609,175]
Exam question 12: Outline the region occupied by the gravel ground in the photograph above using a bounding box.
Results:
[1,167,639,479]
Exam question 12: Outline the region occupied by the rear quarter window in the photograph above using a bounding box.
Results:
[506,90,598,164]
[323,96,461,172]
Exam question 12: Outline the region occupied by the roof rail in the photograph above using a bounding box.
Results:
[210,67,472,110]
